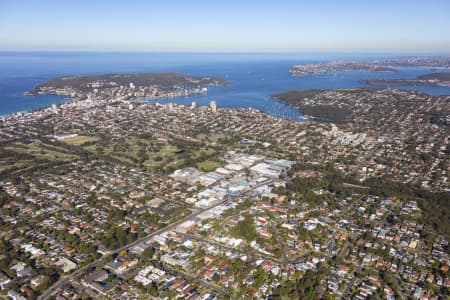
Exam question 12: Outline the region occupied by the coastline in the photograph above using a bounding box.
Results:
[2,53,450,119]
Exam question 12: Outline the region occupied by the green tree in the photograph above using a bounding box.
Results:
[142,247,154,259]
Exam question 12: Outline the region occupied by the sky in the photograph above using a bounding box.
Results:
[0,0,449,53]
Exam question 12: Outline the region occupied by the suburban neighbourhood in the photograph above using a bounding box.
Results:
[0,87,448,299]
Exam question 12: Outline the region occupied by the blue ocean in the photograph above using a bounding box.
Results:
[1,52,449,120]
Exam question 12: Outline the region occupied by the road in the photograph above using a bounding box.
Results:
[340,266,361,300]
[392,275,407,300]
[39,179,274,299]
[271,223,290,263]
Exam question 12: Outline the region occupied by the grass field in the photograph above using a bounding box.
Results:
[0,141,78,173]
[4,142,77,161]
[82,135,219,171]
[196,160,224,172]
[62,135,98,145]
[0,160,33,172]
[0,134,224,175]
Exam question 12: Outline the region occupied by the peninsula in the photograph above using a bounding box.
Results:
[26,72,228,101]
[273,88,449,127]
[362,72,450,87]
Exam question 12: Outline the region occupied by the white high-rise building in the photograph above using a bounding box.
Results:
[210,101,217,113]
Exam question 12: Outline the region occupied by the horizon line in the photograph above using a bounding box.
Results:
[1,49,450,56]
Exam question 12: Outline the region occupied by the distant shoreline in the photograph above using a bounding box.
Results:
[289,57,450,76]
[361,72,450,87]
